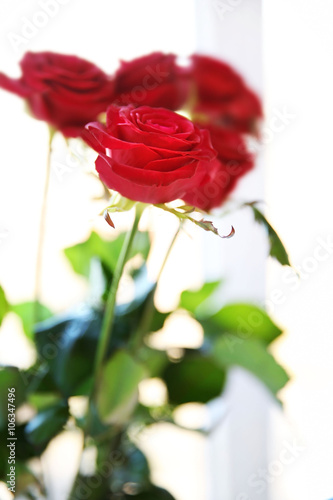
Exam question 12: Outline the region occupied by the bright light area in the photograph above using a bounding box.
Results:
[264,1,333,499]
[138,378,168,408]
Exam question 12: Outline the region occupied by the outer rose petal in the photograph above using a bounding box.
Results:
[0,73,31,97]
[95,155,209,205]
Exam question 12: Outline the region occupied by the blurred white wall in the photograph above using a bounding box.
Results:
[264,1,333,499]
[194,1,275,499]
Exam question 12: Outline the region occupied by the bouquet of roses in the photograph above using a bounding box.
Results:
[0,51,289,499]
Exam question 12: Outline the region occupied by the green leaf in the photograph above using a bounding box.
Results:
[149,309,170,333]
[24,401,69,446]
[0,284,9,326]
[115,266,169,340]
[162,352,226,405]
[11,301,53,340]
[107,440,150,494]
[35,307,103,397]
[124,485,176,499]
[131,403,163,428]
[116,265,154,317]
[23,365,60,395]
[13,463,45,498]
[97,350,146,424]
[81,401,109,437]
[180,281,220,314]
[0,367,26,430]
[28,393,62,411]
[64,231,117,278]
[213,337,289,396]
[209,303,282,344]
[249,205,291,267]
[69,439,152,499]
[64,230,150,279]
[68,473,108,500]
[139,348,169,378]
[34,268,160,398]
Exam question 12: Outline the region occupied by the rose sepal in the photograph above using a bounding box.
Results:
[155,202,235,238]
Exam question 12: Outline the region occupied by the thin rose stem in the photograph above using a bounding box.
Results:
[157,223,181,283]
[130,223,181,352]
[34,127,55,324]
[92,206,141,393]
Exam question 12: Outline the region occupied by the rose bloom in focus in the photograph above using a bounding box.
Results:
[0,52,114,137]
[86,105,217,205]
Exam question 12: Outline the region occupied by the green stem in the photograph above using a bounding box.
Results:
[93,206,141,392]
[34,127,55,324]
[156,224,181,283]
[130,224,181,352]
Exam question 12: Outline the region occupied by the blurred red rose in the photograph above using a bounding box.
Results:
[86,105,216,205]
[0,52,114,137]
[189,55,262,134]
[183,124,254,211]
[113,52,187,111]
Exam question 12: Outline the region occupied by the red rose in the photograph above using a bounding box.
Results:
[189,55,262,134]
[183,124,254,211]
[85,105,216,205]
[0,52,114,137]
[113,52,187,111]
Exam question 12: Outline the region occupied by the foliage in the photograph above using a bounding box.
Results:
[0,227,289,498]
